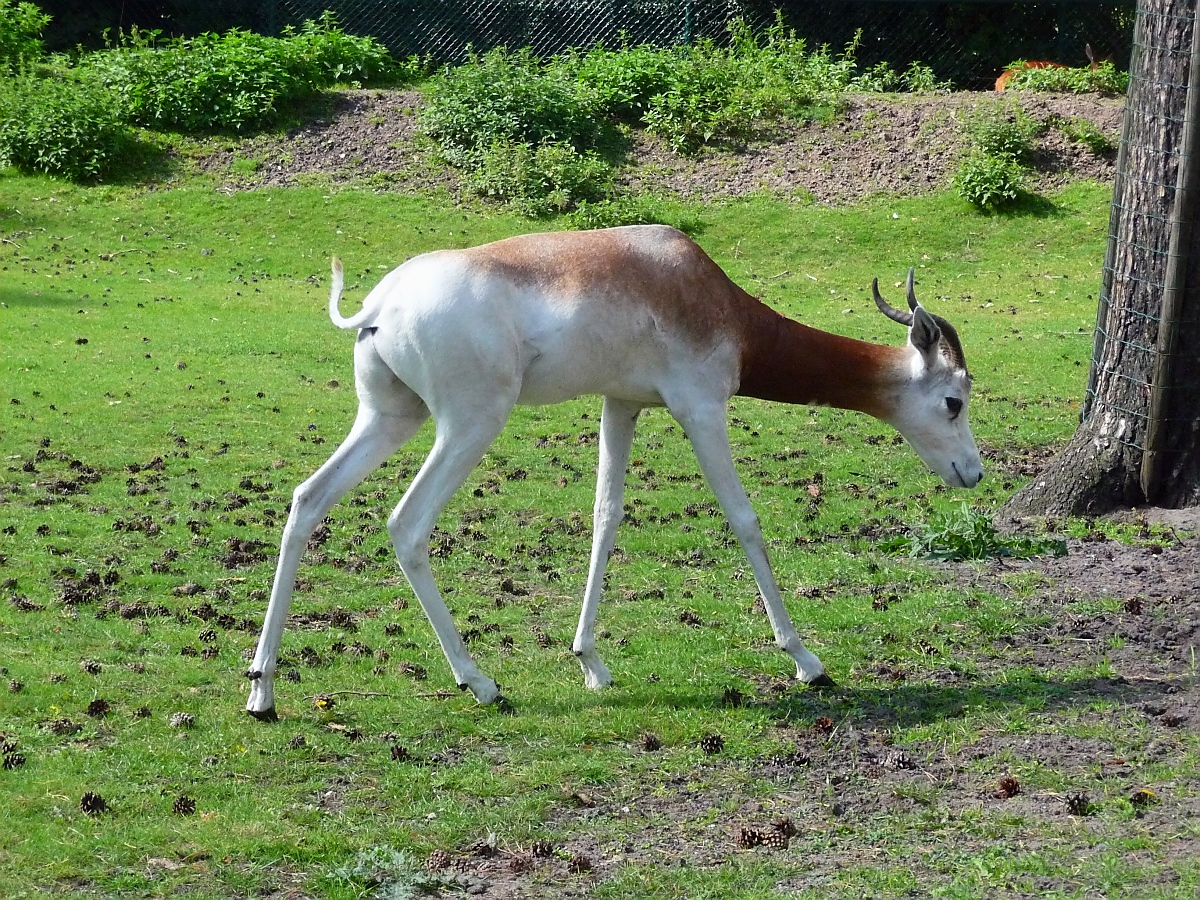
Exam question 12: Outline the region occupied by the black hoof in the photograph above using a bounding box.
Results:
[805,673,837,689]
[246,706,279,722]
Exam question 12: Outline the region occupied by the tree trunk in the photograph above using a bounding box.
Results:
[1003,0,1200,518]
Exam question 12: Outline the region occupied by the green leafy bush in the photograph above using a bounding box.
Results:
[0,68,131,180]
[968,103,1040,162]
[1006,60,1128,95]
[954,150,1025,211]
[463,138,610,216]
[421,48,600,165]
[561,42,679,121]
[883,503,1066,561]
[0,0,48,70]
[86,17,398,132]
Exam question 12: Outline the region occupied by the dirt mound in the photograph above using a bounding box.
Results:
[192,89,1123,204]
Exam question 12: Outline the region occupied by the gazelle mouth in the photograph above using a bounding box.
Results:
[951,461,969,488]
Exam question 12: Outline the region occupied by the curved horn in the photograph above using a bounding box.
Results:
[906,267,919,311]
[873,277,914,326]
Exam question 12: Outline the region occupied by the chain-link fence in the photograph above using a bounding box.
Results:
[42,1,1134,90]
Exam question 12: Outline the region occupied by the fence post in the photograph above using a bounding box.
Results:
[1141,1,1200,501]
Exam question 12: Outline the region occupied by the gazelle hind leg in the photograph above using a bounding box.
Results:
[669,402,831,685]
[387,402,516,704]
[573,397,641,689]
[246,402,428,719]
[247,335,430,720]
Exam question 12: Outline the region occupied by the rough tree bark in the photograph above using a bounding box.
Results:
[1003,0,1200,517]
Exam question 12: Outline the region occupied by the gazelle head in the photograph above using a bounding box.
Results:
[874,270,983,488]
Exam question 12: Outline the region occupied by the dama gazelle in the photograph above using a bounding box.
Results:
[245,225,982,719]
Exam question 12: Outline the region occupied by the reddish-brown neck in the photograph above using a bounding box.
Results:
[735,296,905,418]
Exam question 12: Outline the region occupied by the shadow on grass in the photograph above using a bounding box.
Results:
[767,671,1183,730]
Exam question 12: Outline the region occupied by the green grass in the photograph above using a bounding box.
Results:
[1,174,1196,898]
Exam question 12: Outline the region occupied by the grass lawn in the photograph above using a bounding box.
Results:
[3,174,1195,898]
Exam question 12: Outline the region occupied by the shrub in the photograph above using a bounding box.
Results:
[1006,60,1128,95]
[954,150,1025,211]
[464,138,610,216]
[86,17,398,133]
[968,103,1040,163]
[421,48,600,166]
[0,68,131,180]
[561,42,679,121]
[281,11,399,85]
[0,0,49,71]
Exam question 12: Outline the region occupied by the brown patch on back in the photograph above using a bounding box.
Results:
[464,226,748,347]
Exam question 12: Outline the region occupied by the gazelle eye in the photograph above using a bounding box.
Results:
[946,397,963,418]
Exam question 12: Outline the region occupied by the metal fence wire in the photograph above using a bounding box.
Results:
[1082,0,1195,466]
[42,1,1135,90]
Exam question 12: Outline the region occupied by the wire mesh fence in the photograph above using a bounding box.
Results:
[1082,0,1195,467]
[42,1,1135,90]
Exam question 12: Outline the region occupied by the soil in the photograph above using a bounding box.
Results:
[191,89,1123,205]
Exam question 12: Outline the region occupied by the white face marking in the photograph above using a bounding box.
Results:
[889,350,983,488]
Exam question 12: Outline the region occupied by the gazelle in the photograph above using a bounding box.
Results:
[245,225,982,719]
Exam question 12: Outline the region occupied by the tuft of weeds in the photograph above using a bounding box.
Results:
[884,503,1066,561]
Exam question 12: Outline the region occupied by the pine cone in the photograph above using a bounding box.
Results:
[772,816,798,838]
[567,853,593,874]
[390,744,413,761]
[172,795,196,816]
[80,791,108,816]
[312,694,335,712]
[49,717,80,735]
[287,734,307,749]
[734,825,763,849]
[3,752,26,770]
[200,647,219,660]
[1065,792,1091,816]
[198,628,216,643]
[283,669,301,683]
[80,659,101,676]
[530,839,555,858]
[760,829,789,851]
[699,733,724,755]
[398,662,427,680]
[721,687,744,707]
[638,732,662,752]
[814,716,834,735]
[7,680,23,693]
[996,775,1021,799]
[169,712,195,729]
[534,630,552,648]
[179,646,198,657]
[134,706,152,719]
[426,849,452,872]
[86,698,110,718]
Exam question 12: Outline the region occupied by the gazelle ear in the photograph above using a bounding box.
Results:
[910,305,942,356]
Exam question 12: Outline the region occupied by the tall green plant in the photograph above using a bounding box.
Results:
[0,0,49,71]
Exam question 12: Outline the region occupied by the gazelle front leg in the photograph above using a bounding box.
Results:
[670,401,833,686]
[573,397,642,689]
